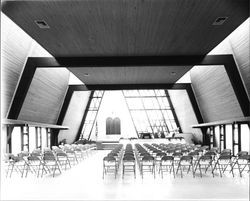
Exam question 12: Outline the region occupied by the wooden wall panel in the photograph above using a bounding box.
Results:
[190,65,243,122]
[1,13,52,118]
[1,13,33,118]
[190,19,249,122]
[168,90,203,142]
[209,18,249,99]
[229,19,250,99]
[58,91,91,144]
[18,68,70,124]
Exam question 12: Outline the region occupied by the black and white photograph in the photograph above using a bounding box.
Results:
[1,0,249,200]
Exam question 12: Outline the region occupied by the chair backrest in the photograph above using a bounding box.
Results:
[17,152,29,158]
[140,152,151,157]
[43,152,54,157]
[56,152,68,157]
[124,153,134,157]
[142,155,154,161]
[173,152,183,157]
[188,151,199,156]
[218,155,232,160]
[156,152,166,157]
[43,147,51,152]
[161,155,174,161]
[201,146,209,150]
[221,149,231,154]
[199,155,212,161]
[220,152,231,156]
[210,147,219,153]
[27,155,41,161]
[32,149,42,154]
[43,154,56,161]
[123,155,135,161]
[204,151,216,156]
[103,156,116,161]
[238,155,250,161]
[180,156,193,161]
[30,152,41,157]
[237,151,248,156]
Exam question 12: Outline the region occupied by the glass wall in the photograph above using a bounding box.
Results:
[123,89,178,137]
[80,89,179,140]
[80,91,104,139]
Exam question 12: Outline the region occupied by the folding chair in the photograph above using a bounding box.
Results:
[55,151,71,170]
[122,155,136,179]
[74,147,85,161]
[213,155,234,177]
[141,155,155,179]
[65,149,78,165]
[176,156,194,178]
[159,156,175,178]
[173,152,183,166]
[233,154,250,177]
[195,155,214,177]
[188,151,200,167]
[155,152,166,171]
[6,155,27,178]
[25,155,44,177]
[42,154,61,177]
[103,156,118,179]
[4,154,15,178]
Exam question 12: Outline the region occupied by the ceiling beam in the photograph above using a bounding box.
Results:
[7,54,249,126]
[34,55,232,67]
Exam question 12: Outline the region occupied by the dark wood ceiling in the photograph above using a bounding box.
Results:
[68,65,192,85]
[2,0,248,85]
[2,0,249,57]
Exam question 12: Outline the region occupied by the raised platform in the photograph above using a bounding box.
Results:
[96,141,120,150]
[96,137,188,150]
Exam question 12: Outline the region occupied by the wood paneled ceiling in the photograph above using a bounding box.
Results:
[68,66,192,85]
[2,0,249,85]
[2,0,248,57]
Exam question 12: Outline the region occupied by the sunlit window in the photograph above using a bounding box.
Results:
[123,89,178,136]
[80,89,180,140]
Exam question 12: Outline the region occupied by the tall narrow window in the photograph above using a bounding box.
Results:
[106,117,121,135]
[80,91,104,139]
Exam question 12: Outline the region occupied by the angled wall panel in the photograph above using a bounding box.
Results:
[190,65,243,122]
[58,91,91,144]
[1,13,52,118]
[229,19,250,99]
[190,19,249,122]
[1,13,33,118]
[18,68,70,124]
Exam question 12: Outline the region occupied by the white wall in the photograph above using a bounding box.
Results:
[58,91,91,144]
[168,89,202,143]
[89,91,137,141]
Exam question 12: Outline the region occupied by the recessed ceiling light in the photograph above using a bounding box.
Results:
[35,20,50,29]
[213,17,228,25]
[83,73,90,76]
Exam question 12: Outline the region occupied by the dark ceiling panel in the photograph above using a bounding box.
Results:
[2,0,249,57]
[68,66,192,84]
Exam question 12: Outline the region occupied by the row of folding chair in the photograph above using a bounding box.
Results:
[134,144,155,179]
[5,144,96,178]
[103,144,124,179]
[122,144,136,179]
[149,143,250,178]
